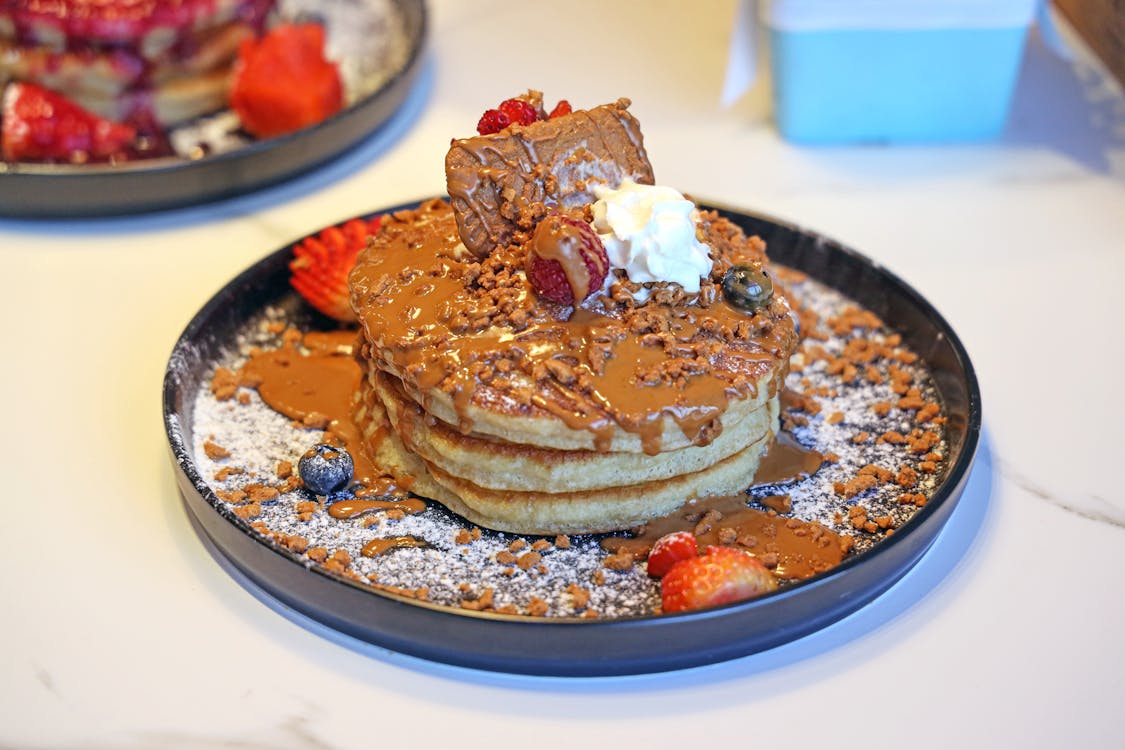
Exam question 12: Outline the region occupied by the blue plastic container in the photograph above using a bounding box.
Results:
[763,0,1037,143]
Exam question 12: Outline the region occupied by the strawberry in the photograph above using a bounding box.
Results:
[229,23,344,139]
[661,546,778,613]
[1,82,135,163]
[645,531,698,578]
[526,215,609,306]
[548,100,572,119]
[289,216,382,322]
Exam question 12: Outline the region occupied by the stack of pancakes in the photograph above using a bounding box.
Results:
[348,99,797,535]
[0,0,275,128]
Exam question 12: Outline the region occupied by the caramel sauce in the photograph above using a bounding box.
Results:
[328,497,426,520]
[361,536,430,557]
[237,329,385,486]
[755,430,824,485]
[348,201,797,455]
[234,328,844,579]
[600,494,848,582]
[598,434,838,581]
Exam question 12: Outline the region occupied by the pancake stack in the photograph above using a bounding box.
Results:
[348,98,798,535]
[0,0,275,127]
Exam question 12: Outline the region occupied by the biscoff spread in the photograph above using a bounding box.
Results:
[348,197,798,455]
[182,92,951,616]
[192,260,950,617]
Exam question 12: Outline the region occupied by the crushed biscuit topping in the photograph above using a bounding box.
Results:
[189,247,950,618]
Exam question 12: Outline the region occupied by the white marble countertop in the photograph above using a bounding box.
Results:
[3,1,1123,747]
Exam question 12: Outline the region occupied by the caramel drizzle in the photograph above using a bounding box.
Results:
[600,495,847,581]
[328,497,427,519]
[361,536,430,557]
[349,201,795,454]
[236,325,842,575]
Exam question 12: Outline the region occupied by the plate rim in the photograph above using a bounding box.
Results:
[163,198,983,675]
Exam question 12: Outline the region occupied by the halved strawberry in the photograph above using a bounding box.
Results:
[289,216,382,322]
[229,23,344,139]
[645,531,698,578]
[1,82,136,163]
[660,546,777,613]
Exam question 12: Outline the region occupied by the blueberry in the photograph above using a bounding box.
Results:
[722,265,773,311]
[298,444,354,495]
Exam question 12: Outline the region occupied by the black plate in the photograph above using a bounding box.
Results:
[0,0,426,218]
[163,201,982,676]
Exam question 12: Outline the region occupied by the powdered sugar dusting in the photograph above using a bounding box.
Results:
[188,272,949,619]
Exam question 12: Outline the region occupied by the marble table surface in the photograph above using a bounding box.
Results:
[2,1,1122,747]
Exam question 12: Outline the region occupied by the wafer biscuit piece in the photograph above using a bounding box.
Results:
[445,98,655,258]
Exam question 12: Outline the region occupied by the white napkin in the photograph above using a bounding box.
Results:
[720,0,759,108]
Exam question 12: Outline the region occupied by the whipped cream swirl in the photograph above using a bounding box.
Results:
[590,179,712,294]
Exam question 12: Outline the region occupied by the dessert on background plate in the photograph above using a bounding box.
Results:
[0,0,411,164]
[185,92,955,621]
[0,0,276,139]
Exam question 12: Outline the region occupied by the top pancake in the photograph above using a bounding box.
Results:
[349,198,798,456]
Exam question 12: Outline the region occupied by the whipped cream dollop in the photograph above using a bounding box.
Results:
[590,179,712,294]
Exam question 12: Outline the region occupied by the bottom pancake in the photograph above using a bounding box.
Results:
[354,373,777,535]
[373,368,778,493]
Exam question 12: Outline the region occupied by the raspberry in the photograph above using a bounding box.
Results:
[526,215,609,306]
[476,108,510,135]
[498,98,540,126]
[548,100,572,119]
[526,256,573,306]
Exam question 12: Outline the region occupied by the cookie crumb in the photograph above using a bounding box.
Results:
[203,440,230,460]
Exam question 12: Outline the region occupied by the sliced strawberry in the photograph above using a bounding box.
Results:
[229,23,344,139]
[526,215,609,306]
[289,216,382,322]
[645,531,698,578]
[1,82,136,163]
[661,546,777,613]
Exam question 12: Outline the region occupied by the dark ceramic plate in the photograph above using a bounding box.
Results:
[163,201,981,676]
[0,0,426,218]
